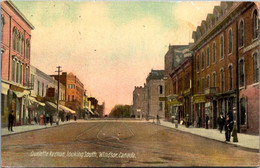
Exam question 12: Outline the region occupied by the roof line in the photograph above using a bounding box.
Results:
[6,1,34,30]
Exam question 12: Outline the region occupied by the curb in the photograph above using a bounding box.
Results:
[148,121,259,153]
[1,122,76,137]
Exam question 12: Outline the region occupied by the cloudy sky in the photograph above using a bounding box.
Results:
[13,1,219,114]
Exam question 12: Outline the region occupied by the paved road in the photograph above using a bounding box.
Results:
[1,121,259,167]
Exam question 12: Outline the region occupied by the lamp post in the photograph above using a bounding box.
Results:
[55,66,62,124]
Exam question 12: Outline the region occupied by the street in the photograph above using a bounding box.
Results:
[1,121,259,167]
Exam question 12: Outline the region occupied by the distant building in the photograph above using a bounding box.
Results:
[145,70,165,119]
[1,1,34,126]
[132,86,145,119]
[164,45,191,120]
[88,97,99,116]
[51,72,84,118]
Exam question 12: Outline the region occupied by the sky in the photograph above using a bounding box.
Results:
[13,1,220,114]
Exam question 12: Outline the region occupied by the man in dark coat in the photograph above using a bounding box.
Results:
[225,113,234,142]
[218,113,225,133]
[8,111,15,132]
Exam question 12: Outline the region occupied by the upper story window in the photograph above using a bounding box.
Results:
[202,51,205,69]
[42,83,44,97]
[212,72,216,87]
[253,52,259,83]
[220,35,224,59]
[12,27,17,50]
[21,35,24,54]
[212,42,216,63]
[228,65,233,90]
[239,20,244,47]
[239,59,245,87]
[253,9,259,40]
[17,32,21,53]
[26,39,30,59]
[220,69,224,92]
[158,85,163,94]
[37,80,40,95]
[207,75,210,88]
[197,55,200,72]
[228,28,233,54]
[206,47,210,66]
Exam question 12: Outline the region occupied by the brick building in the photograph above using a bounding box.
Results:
[132,86,145,119]
[1,1,34,126]
[191,2,259,134]
[145,70,165,119]
[51,72,84,118]
[164,45,191,120]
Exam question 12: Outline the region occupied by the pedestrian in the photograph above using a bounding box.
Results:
[43,114,46,125]
[186,114,190,128]
[225,114,234,142]
[74,115,77,121]
[8,111,15,132]
[218,113,225,133]
[205,115,209,129]
[156,114,160,124]
[171,115,174,124]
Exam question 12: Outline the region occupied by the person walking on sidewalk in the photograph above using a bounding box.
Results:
[218,113,225,133]
[205,115,209,129]
[50,115,53,126]
[156,114,160,125]
[8,111,15,132]
[225,114,234,142]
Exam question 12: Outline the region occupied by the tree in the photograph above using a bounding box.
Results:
[109,104,131,118]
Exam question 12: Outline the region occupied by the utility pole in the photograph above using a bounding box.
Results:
[56,66,62,124]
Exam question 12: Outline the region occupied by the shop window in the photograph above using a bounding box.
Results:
[159,102,162,111]
[253,52,259,83]
[240,98,246,125]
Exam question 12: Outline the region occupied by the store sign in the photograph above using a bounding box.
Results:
[192,95,206,103]
[10,85,24,92]
[243,40,260,53]
[159,97,167,101]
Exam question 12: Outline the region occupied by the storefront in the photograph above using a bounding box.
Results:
[167,94,183,123]
[192,94,206,128]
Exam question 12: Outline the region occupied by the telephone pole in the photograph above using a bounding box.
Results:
[56,66,62,123]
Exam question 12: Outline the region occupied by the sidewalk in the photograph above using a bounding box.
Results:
[149,119,259,151]
[1,120,77,136]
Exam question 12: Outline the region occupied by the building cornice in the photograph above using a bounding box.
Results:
[5,1,34,30]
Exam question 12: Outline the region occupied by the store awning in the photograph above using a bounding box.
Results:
[94,111,100,116]
[59,105,76,114]
[1,82,9,95]
[46,101,62,111]
[28,96,45,106]
[84,108,94,115]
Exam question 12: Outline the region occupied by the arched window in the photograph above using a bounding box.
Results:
[220,69,224,92]
[206,47,210,66]
[21,35,24,54]
[207,75,210,88]
[26,39,30,59]
[228,65,233,90]
[212,72,216,87]
[158,85,163,94]
[239,59,245,87]
[17,32,20,53]
[253,52,259,83]
[202,51,205,69]
[197,79,200,94]
[212,42,216,63]
[239,20,244,47]
[228,28,232,54]
[220,35,224,59]
[197,55,200,72]
[253,9,258,39]
[12,27,17,50]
